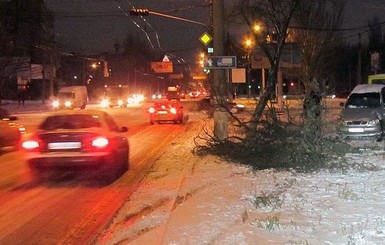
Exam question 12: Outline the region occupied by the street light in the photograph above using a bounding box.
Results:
[252,23,262,33]
[244,37,254,100]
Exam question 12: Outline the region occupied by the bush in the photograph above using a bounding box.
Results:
[194,119,353,173]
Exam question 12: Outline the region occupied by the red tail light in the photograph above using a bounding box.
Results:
[148,107,155,113]
[92,137,109,148]
[170,107,177,114]
[22,140,40,150]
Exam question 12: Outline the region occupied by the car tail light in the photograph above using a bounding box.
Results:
[149,107,155,113]
[92,137,109,148]
[22,140,40,150]
[170,107,177,114]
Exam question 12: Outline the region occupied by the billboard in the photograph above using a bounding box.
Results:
[151,61,173,73]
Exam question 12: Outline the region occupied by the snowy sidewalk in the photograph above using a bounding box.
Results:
[0,100,49,114]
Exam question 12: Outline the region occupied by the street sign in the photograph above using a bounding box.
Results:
[151,61,173,73]
[204,56,237,69]
[199,32,212,46]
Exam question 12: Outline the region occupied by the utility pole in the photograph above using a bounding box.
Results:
[357,33,362,85]
[212,0,228,140]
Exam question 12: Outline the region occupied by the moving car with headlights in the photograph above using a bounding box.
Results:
[21,109,129,181]
[100,85,129,108]
[166,86,183,101]
[148,101,184,124]
[0,107,25,150]
[51,86,88,110]
[337,84,385,140]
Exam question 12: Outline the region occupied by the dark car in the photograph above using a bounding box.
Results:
[21,109,129,181]
[99,86,129,108]
[148,101,184,124]
[0,107,25,150]
[198,97,245,117]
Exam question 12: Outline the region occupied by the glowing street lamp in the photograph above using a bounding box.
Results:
[253,24,262,33]
[244,37,254,49]
[243,36,255,100]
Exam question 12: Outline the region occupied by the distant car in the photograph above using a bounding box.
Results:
[188,91,200,99]
[126,94,145,106]
[337,84,385,140]
[0,107,25,150]
[99,86,129,108]
[148,101,184,124]
[21,109,129,181]
[100,96,126,108]
[151,93,163,100]
[51,86,88,110]
[198,97,245,117]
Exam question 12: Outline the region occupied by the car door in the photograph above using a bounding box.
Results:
[0,120,20,147]
[104,114,128,156]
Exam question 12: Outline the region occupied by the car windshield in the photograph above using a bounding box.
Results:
[40,114,101,130]
[104,88,127,98]
[57,92,74,99]
[346,93,381,108]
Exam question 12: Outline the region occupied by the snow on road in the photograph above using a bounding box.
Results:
[5,99,385,244]
[95,113,385,245]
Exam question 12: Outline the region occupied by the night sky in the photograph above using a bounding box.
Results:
[45,0,209,62]
[45,0,385,61]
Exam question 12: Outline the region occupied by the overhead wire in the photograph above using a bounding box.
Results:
[113,0,156,50]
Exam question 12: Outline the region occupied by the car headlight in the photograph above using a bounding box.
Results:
[64,101,72,107]
[52,100,59,108]
[101,99,110,108]
[368,119,380,125]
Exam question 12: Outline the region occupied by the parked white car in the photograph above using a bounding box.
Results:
[337,84,385,140]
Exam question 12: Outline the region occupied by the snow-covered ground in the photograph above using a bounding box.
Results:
[94,111,385,245]
[4,99,384,244]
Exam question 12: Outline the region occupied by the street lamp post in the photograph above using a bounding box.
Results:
[247,50,252,101]
[244,37,253,101]
[244,24,264,101]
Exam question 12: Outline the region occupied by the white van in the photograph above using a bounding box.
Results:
[52,86,88,110]
[337,84,385,140]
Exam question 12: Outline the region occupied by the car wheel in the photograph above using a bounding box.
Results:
[96,155,119,184]
[29,165,49,182]
[119,148,129,173]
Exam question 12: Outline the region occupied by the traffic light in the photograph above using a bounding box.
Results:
[129,8,150,16]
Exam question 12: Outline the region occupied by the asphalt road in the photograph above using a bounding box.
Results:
[0,103,192,244]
